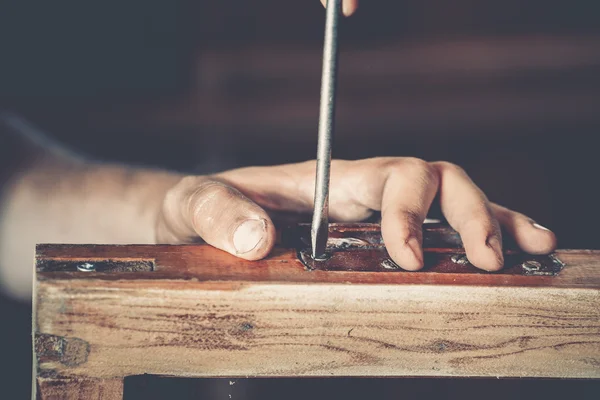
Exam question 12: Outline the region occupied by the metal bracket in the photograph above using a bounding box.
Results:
[284,223,565,276]
[36,259,155,273]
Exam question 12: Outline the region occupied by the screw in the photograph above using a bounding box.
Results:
[311,251,332,262]
[381,259,400,270]
[77,263,96,272]
[450,254,470,265]
[522,260,542,272]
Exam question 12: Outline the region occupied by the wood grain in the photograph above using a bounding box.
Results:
[36,378,123,400]
[35,244,600,289]
[34,245,600,384]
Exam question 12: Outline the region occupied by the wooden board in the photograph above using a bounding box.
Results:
[32,229,600,398]
[36,378,123,400]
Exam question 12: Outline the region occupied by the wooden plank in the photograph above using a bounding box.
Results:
[35,244,600,289]
[34,246,600,381]
[35,377,123,400]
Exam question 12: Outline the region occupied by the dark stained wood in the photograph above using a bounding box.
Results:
[35,244,600,289]
[288,223,564,275]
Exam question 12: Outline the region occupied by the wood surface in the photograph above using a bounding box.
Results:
[36,378,123,400]
[34,244,600,288]
[33,242,600,398]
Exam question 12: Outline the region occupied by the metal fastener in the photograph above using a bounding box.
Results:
[522,260,542,272]
[450,254,470,265]
[381,259,401,270]
[77,263,96,272]
[311,251,332,262]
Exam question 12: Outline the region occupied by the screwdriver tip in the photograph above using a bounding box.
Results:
[311,218,329,260]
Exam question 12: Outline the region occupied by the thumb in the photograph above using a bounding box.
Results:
[157,177,275,260]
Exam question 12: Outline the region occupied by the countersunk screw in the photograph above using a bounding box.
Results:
[450,254,470,265]
[522,260,542,272]
[381,259,401,270]
[77,263,96,272]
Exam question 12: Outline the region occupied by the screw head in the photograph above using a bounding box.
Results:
[450,254,470,265]
[522,260,542,272]
[77,263,96,272]
[381,259,401,270]
[311,251,332,262]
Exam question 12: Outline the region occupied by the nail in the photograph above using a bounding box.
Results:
[342,1,351,16]
[406,237,424,266]
[532,222,550,232]
[487,236,504,265]
[233,219,266,255]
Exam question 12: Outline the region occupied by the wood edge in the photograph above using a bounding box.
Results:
[32,246,600,289]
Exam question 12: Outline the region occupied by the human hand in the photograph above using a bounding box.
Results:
[320,0,358,17]
[156,158,556,271]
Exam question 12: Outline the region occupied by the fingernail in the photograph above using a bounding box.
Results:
[532,222,550,231]
[487,236,504,264]
[342,1,352,16]
[406,237,424,265]
[233,219,266,254]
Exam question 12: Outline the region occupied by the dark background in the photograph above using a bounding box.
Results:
[2,0,600,398]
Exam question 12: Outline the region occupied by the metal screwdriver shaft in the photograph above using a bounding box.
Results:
[311,0,341,260]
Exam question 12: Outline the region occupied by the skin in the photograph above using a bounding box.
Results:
[0,118,556,301]
[0,2,556,299]
[158,159,556,273]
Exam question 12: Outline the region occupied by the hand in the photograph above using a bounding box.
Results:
[156,158,556,272]
[320,0,358,17]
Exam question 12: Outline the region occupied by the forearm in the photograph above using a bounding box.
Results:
[0,119,182,299]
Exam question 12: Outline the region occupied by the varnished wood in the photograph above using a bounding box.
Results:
[35,244,600,289]
[33,239,600,398]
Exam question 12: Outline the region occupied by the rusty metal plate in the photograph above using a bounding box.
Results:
[283,223,564,276]
[36,259,155,273]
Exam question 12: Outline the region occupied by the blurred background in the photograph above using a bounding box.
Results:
[1,0,600,398]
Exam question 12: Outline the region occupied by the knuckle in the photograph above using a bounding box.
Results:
[401,157,429,171]
[384,157,433,177]
[434,161,466,176]
[186,180,241,220]
[421,162,439,185]
[398,158,439,187]
[188,182,239,232]
[193,180,237,202]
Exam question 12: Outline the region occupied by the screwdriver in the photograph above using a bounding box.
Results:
[311,0,342,260]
